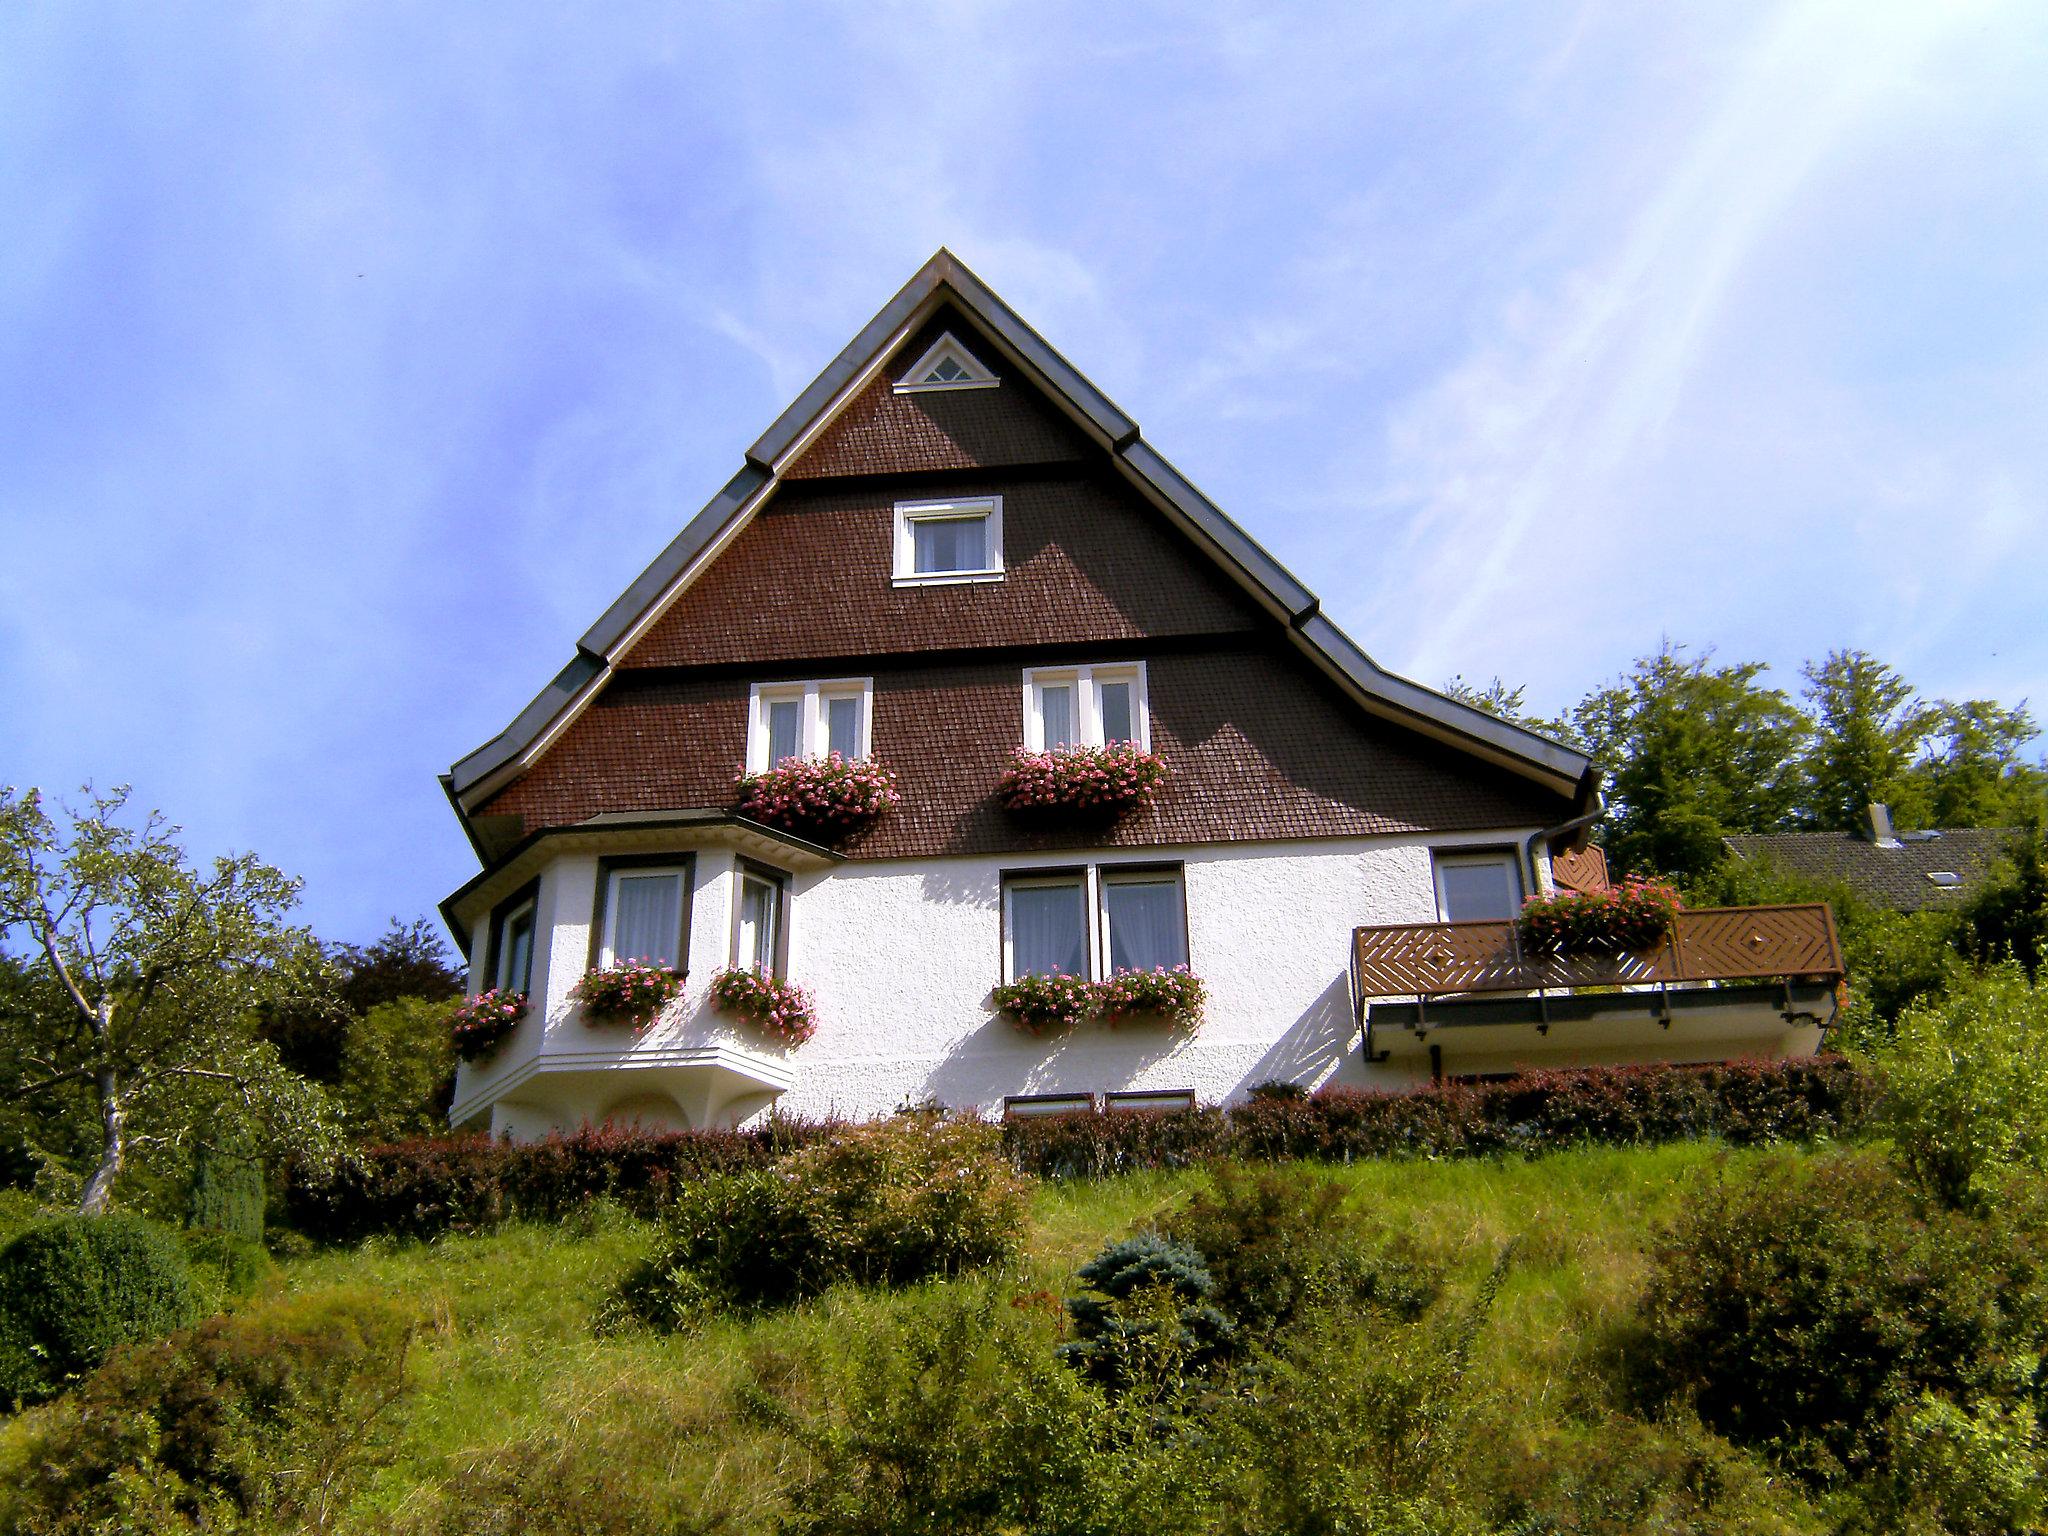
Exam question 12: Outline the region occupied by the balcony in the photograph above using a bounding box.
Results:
[1351,905,1846,1075]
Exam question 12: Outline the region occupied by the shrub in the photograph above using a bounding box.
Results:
[611,1116,1029,1323]
[0,1212,200,1403]
[1872,964,2048,1210]
[734,753,901,841]
[1161,1164,1442,1340]
[186,1137,264,1242]
[1094,965,1205,1028]
[1519,875,1682,953]
[1883,1391,2047,1536]
[574,961,685,1028]
[289,1058,1869,1241]
[1630,1150,2048,1486]
[995,742,1168,815]
[1,1287,416,1533]
[706,966,818,1045]
[989,971,1093,1034]
[1060,1233,1232,1389]
[448,986,528,1060]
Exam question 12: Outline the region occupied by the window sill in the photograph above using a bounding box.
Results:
[891,571,1006,588]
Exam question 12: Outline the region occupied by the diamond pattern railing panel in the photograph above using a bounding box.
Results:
[1353,904,1843,1001]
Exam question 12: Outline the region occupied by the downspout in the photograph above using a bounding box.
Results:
[1524,796,1605,897]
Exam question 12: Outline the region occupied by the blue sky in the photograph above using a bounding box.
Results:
[3,2,2045,946]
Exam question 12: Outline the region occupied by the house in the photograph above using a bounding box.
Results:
[439,251,1844,1138]
[1725,803,2015,913]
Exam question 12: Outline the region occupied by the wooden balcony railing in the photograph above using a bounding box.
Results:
[1352,904,1845,1005]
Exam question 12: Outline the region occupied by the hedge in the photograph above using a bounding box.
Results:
[286,1056,1871,1243]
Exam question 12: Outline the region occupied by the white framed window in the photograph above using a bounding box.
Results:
[1002,871,1090,981]
[747,678,873,770]
[492,894,537,994]
[1100,867,1188,974]
[1432,849,1524,923]
[1001,863,1188,982]
[892,497,1003,585]
[1021,662,1149,751]
[734,861,790,978]
[894,332,999,392]
[597,863,689,970]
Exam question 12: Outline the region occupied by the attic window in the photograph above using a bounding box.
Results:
[894,332,999,393]
[1927,871,1963,888]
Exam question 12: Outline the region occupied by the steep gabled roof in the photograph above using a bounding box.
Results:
[1724,827,2016,912]
[447,250,1595,826]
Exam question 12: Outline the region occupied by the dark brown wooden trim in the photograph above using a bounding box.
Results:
[1097,859,1191,974]
[484,877,542,995]
[997,864,1088,985]
[730,857,793,978]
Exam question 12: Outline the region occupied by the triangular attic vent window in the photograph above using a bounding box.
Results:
[894,332,999,393]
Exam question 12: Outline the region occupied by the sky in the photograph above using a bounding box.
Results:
[3,1,2046,945]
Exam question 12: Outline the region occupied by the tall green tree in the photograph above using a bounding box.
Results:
[1569,644,1808,881]
[1798,650,1936,830]
[1912,699,2045,827]
[0,786,340,1213]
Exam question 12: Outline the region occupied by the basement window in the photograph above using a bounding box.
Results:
[894,332,999,392]
[893,497,1003,585]
[1105,1088,1196,1115]
[1002,1092,1094,1119]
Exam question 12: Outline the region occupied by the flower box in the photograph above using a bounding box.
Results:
[1094,966,1206,1029]
[734,754,900,842]
[449,988,529,1062]
[574,961,685,1028]
[995,744,1167,817]
[707,967,818,1046]
[1518,876,1682,955]
[993,968,1207,1034]
[990,972,1095,1035]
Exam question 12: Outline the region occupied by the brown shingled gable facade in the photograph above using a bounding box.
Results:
[474,300,1576,855]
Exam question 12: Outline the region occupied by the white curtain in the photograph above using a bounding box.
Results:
[1040,685,1075,748]
[613,874,682,967]
[1105,879,1184,972]
[1011,882,1085,975]
[739,875,779,973]
[767,700,801,765]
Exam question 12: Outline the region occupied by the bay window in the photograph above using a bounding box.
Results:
[734,861,790,978]
[593,857,692,971]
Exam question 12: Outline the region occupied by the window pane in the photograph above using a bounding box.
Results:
[1104,878,1186,972]
[498,904,534,993]
[1040,685,1075,749]
[739,875,779,975]
[766,699,801,765]
[1099,681,1133,744]
[912,515,984,574]
[1438,859,1520,922]
[613,873,682,968]
[825,695,861,758]
[1009,882,1086,976]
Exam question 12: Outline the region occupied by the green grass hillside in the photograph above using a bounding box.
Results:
[4,1142,1840,1534]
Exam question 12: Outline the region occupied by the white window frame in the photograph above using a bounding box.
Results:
[1430,848,1525,924]
[1098,865,1190,975]
[893,331,999,393]
[747,678,874,771]
[1001,870,1093,983]
[597,864,690,970]
[732,861,791,979]
[1000,861,1188,984]
[1020,662,1150,751]
[892,497,1004,586]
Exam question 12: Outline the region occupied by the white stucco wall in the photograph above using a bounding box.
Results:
[451,827,1558,1136]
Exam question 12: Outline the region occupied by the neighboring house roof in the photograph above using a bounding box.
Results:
[445,249,1596,839]
[1722,827,2017,912]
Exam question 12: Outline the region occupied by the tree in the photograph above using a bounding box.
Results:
[1441,675,1576,744]
[334,996,458,1144]
[1569,644,1808,881]
[258,916,462,1085]
[0,786,339,1214]
[1798,651,1935,831]
[1912,699,2046,828]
